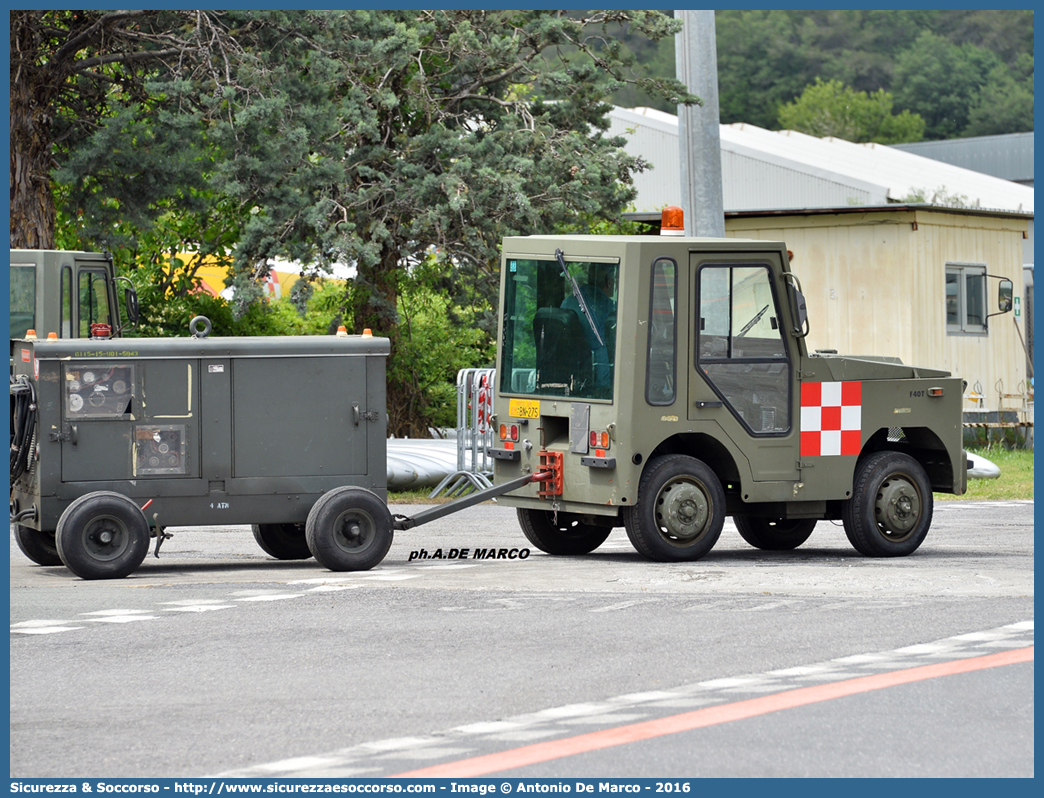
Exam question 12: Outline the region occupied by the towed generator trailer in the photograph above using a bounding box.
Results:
[9,322,556,580]
[12,232,999,580]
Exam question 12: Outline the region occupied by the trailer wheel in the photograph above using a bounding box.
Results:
[251,523,312,560]
[842,451,933,557]
[14,525,63,566]
[624,455,724,562]
[516,508,611,555]
[55,492,150,579]
[306,487,393,571]
[735,517,817,551]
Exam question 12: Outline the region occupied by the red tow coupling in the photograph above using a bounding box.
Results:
[536,451,563,497]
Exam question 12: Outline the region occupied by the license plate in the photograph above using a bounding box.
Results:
[509,398,540,419]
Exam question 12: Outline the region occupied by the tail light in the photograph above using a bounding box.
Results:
[589,431,610,450]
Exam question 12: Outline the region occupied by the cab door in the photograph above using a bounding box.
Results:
[687,257,799,481]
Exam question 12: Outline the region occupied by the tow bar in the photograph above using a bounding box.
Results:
[392,470,555,531]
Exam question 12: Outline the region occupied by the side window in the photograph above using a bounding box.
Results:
[946,263,987,334]
[697,263,790,435]
[61,266,72,338]
[646,258,677,405]
[78,268,112,337]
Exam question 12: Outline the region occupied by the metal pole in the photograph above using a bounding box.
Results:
[675,10,725,238]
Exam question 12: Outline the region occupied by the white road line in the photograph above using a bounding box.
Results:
[11,625,85,635]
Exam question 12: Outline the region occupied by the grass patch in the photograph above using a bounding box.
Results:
[388,489,453,505]
[939,445,1035,501]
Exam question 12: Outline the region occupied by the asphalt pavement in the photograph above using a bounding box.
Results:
[8,499,1034,778]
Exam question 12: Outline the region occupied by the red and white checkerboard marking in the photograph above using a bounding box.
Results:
[800,381,862,457]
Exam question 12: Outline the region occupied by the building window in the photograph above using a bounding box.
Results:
[946,263,987,334]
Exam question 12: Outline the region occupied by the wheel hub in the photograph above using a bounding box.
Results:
[83,518,128,561]
[657,480,709,541]
[875,477,921,537]
[334,512,374,552]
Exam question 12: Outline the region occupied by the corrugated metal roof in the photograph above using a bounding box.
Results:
[609,107,1034,216]
[891,132,1034,184]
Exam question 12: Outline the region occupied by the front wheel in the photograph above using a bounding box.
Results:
[55,492,151,579]
[624,455,725,562]
[305,487,393,571]
[14,525,63,566]
[842,451,933,557]
[735,517,817,551]
[252,523,312,560]
[516,508,611,555]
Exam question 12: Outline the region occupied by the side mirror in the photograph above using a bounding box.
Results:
[788,284,809,337]
[998,279,1013,313]
[124,286,140,324]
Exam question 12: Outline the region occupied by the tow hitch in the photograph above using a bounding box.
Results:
[393,470,555,531]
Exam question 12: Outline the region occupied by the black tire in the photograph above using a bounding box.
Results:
[14,525,63,566]
[842,451,933,557]
[516,508,612,555]
[251,523,312,560]
[624,454,725,562]
[735,517,817,551]
[55,492,151,579]
[305,487,393,571]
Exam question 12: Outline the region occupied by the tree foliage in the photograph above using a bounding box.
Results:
[612,10,1033,141]
[777,79,924,144]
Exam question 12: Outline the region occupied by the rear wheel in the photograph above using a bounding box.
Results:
[14,525,63,566]
[842,451,933,557]
[251,523,312,560]
[516,508,611,555]
[306,487,393,571]
[735,517,817,551]
[624,455,725,562]
[55,492,150,579]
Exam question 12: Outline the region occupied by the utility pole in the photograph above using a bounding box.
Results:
[675,10,725,237]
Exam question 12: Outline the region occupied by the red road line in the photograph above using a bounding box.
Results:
[391,646,1033,778]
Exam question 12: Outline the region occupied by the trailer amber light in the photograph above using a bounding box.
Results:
[928,388,944,397]
[499,424,508,440]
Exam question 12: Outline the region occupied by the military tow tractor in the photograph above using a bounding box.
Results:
[488,234,1000,561]
[9,249,139,347]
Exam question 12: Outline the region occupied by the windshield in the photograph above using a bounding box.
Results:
[10,264,36,339]
[500,256,618,400]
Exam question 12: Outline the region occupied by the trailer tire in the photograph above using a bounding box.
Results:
[252,523,312,560]
[14,525,63,566]
[735,517,817,551]
[842,451,933,557]
[306,487,393,571]
[624,455,724,562]
[516,508,611,555]
[55,492,150,579]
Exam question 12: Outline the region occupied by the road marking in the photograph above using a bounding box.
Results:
[214,620,1033,778]
[80,610,159,623]
[10,621,85,635]
[392,646,1034,777]
[234,592,307,602]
